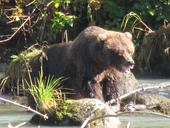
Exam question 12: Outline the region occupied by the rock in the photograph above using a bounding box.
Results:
[158,102,170,114]
[136,93,170,107]
[30,98,120,127]
[119,72,139,95]
[135,93,170,115]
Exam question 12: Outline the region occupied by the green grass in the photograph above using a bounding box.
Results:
[25,73,63,113]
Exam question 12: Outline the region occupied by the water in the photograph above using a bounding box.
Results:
[138,78,170,98]
[1,76,170,128]
[118,115,170,128]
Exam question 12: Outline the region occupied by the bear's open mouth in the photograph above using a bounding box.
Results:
[122,65,134,73]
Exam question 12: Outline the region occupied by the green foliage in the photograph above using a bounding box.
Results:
[99,0,170,31]
[10,47,42,65]
[50,10,76,40]
[25,73,63,113]
[121,12,142,32]
[31,0,98,42]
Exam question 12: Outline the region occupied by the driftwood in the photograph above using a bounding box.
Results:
[107,84,170,104]
[81,111,170,128]
[8,122,26,128]
[126,121,130,128]
[0,97,48,119]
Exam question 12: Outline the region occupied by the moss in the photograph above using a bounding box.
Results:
[56,112,64,121]
[30,99,114,126]
[151,102,170,115]
[62,99,75,105]
[53,99,85,125]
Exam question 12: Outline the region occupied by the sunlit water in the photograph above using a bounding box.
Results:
[1,72,170,128]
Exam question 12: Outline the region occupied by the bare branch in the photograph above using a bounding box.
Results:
[0,97,48,119]
[0,16,31,43]
[80,113,95,128]
[0,1,53,43]
[107,84,170,104]
[0,76,9,93]
[126,121,131,128]
[26,0,36,7]
[8,122,27,128]
[81,111,170,128]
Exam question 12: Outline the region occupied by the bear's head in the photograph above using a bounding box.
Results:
[95,31,135,73]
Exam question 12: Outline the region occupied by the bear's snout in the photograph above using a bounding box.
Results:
[127,60,135,67]
[121,59,135,73]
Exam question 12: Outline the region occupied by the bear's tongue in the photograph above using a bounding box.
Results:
[122,67,131,73]
[124,67,131,73]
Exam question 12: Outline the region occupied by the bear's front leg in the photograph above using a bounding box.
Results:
[102,74,121,102]
[83,79,104,102]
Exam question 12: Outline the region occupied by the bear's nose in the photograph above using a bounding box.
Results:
[127,61,135,67]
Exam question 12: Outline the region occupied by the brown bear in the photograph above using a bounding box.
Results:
[25,26,135,108]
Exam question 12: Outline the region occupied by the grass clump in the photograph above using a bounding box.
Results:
[25,73,64,113]
[3,44,42,94]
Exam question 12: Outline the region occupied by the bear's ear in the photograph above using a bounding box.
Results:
[124,32,132,40]
[97,34,107,42]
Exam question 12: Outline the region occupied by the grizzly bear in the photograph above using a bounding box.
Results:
[25,26,135,108]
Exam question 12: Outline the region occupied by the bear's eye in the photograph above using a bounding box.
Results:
[118,49,124,56]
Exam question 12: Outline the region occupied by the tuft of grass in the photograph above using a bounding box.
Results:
[4,44,42,94]
[25,73,64,113]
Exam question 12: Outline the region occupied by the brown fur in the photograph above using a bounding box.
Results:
[25,26,135,108]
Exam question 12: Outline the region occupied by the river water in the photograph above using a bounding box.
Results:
[1,74,170,128]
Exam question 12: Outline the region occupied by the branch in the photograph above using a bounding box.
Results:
[81,111,170,128]
[0,1,54,43]
[26,0,36,7]
[80,113,95,128]
[126,121,131,128]
[0,16,31,43]
[0,97,48,119]
[8,122,26,128]
[107,84,170,104]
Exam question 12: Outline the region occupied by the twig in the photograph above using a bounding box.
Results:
[0,34,11,38]
[14,122,27,128]
[26,0,36,7]
[0,16,31,43]
[8,123,13,128]
[46,1,54,9]
[0,76,9,94]
[8,122,26,128]
[0,1,54,43]
[0,97,48,119]
[126,121,130,128]
[80,113,95,128]
[107,84,170,104]
[0,6,37,43]
[81,111,170,128]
